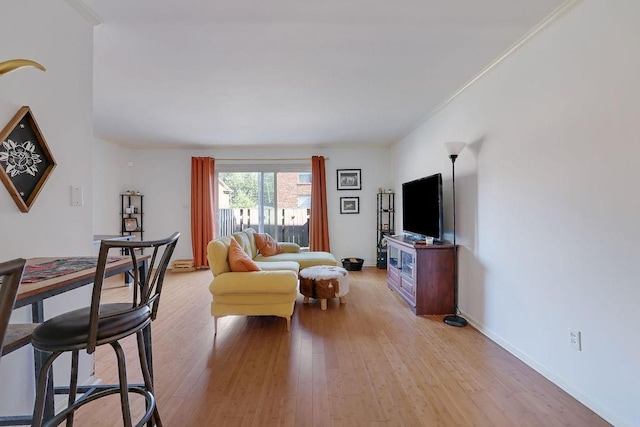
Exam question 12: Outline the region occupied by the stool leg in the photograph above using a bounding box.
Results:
[321,299,327,310]
[32,351,60,427]
[66,349,80,427]
[111,341,133,427]
[303,296,309,304]
[340,296,347,304]
[137,330,162,427]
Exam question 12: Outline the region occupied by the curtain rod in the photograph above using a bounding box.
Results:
[214,157,329,161]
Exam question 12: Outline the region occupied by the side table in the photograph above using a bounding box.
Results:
[299,265,349,310]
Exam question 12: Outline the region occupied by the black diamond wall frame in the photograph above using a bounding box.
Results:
[0,106,56,212]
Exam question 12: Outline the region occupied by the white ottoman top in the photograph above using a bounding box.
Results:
[300,265,347,280]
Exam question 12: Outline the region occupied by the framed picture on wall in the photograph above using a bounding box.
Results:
[336,169,361,190]
[340,197,359,214]
[0,106,57,212]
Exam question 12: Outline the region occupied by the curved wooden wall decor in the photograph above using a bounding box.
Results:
[0,59,46,76]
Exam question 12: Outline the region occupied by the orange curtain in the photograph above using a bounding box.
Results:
[191,157,216,268]
[309,156,330,252]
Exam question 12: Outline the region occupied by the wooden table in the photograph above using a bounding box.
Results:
[0,255,149,426]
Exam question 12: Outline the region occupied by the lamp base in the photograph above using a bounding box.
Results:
[443,314,467,327]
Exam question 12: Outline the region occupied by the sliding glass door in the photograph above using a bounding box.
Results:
[216,169,311,248]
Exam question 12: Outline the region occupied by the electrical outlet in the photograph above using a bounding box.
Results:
[569,329,581,351]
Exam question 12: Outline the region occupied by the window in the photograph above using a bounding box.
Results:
[298,172,312,184]
[216,166,311,247]
[298,195,311,208]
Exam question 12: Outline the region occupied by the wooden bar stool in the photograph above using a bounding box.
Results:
[31,232,179,427]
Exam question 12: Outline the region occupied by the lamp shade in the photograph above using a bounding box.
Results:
[444,141,467,156]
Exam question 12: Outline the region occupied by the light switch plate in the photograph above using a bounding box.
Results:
[71,185,83,206]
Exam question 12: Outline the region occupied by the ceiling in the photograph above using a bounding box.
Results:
[79,0,568,150]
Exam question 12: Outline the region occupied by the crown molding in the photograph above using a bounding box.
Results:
[395,0,583,146]
[64,0,102,25]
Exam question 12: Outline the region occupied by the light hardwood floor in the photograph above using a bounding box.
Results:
[73,267,610,426]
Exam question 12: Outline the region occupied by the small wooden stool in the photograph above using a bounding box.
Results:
[299,265,349,310]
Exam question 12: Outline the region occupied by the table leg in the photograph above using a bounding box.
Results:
[124,247,133,285]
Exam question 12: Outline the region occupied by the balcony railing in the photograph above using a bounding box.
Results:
[218,208,311,248]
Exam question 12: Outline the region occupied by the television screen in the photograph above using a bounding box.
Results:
[401,173,443,241]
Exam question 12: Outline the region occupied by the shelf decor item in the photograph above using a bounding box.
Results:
[376,191,394,269]
[340,196,359,214]
[0,106,56,212]
[336,169,361,190]
[123,217,138,232]
[120,193,145,253]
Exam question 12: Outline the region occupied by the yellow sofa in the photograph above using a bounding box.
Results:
[206,228,337,334]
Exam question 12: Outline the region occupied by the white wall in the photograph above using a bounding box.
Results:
[93,138,134,234]
[18,0,634,424]
[0,0,96,416]
[93,145,392,266]
[393,1,639,426]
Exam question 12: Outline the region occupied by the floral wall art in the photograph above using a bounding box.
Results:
[0,106,56,212]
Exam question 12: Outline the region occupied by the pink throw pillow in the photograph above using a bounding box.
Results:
[228,238,261,272]
[254,233,284,257]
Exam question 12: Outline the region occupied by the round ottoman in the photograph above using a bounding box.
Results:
[299,265,349,310]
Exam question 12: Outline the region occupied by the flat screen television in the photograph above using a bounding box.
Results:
[401,173,443,241]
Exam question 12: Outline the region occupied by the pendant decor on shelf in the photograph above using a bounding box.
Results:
[0,106,56,212]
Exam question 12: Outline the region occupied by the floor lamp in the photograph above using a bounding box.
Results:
[443,141,468,327]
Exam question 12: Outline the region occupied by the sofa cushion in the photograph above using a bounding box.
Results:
[207,237,232,276]
[279,242,301,253]
[228,239,261,272]
[234,228,261,258]
[254,233,284,256]
[210,270,298,295]
[254,251,337,270]
[255,260,299,274]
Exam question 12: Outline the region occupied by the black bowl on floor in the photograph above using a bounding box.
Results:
[341,258,364,271]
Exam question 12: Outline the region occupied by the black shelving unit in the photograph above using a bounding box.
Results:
[376,191,395,268]
[120,193,144,253]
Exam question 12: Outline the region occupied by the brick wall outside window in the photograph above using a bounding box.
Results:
[277,172,311,208]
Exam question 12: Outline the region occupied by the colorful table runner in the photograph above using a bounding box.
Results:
[21,257,125,284]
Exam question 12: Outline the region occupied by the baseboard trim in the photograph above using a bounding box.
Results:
[461,311,624,427]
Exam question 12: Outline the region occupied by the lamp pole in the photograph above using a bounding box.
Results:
[443,143,467,327]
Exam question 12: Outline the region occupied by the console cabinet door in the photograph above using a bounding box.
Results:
[399,250,415,298]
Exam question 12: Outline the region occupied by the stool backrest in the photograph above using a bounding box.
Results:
[0,258,26,357]
[87,232,180,353]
